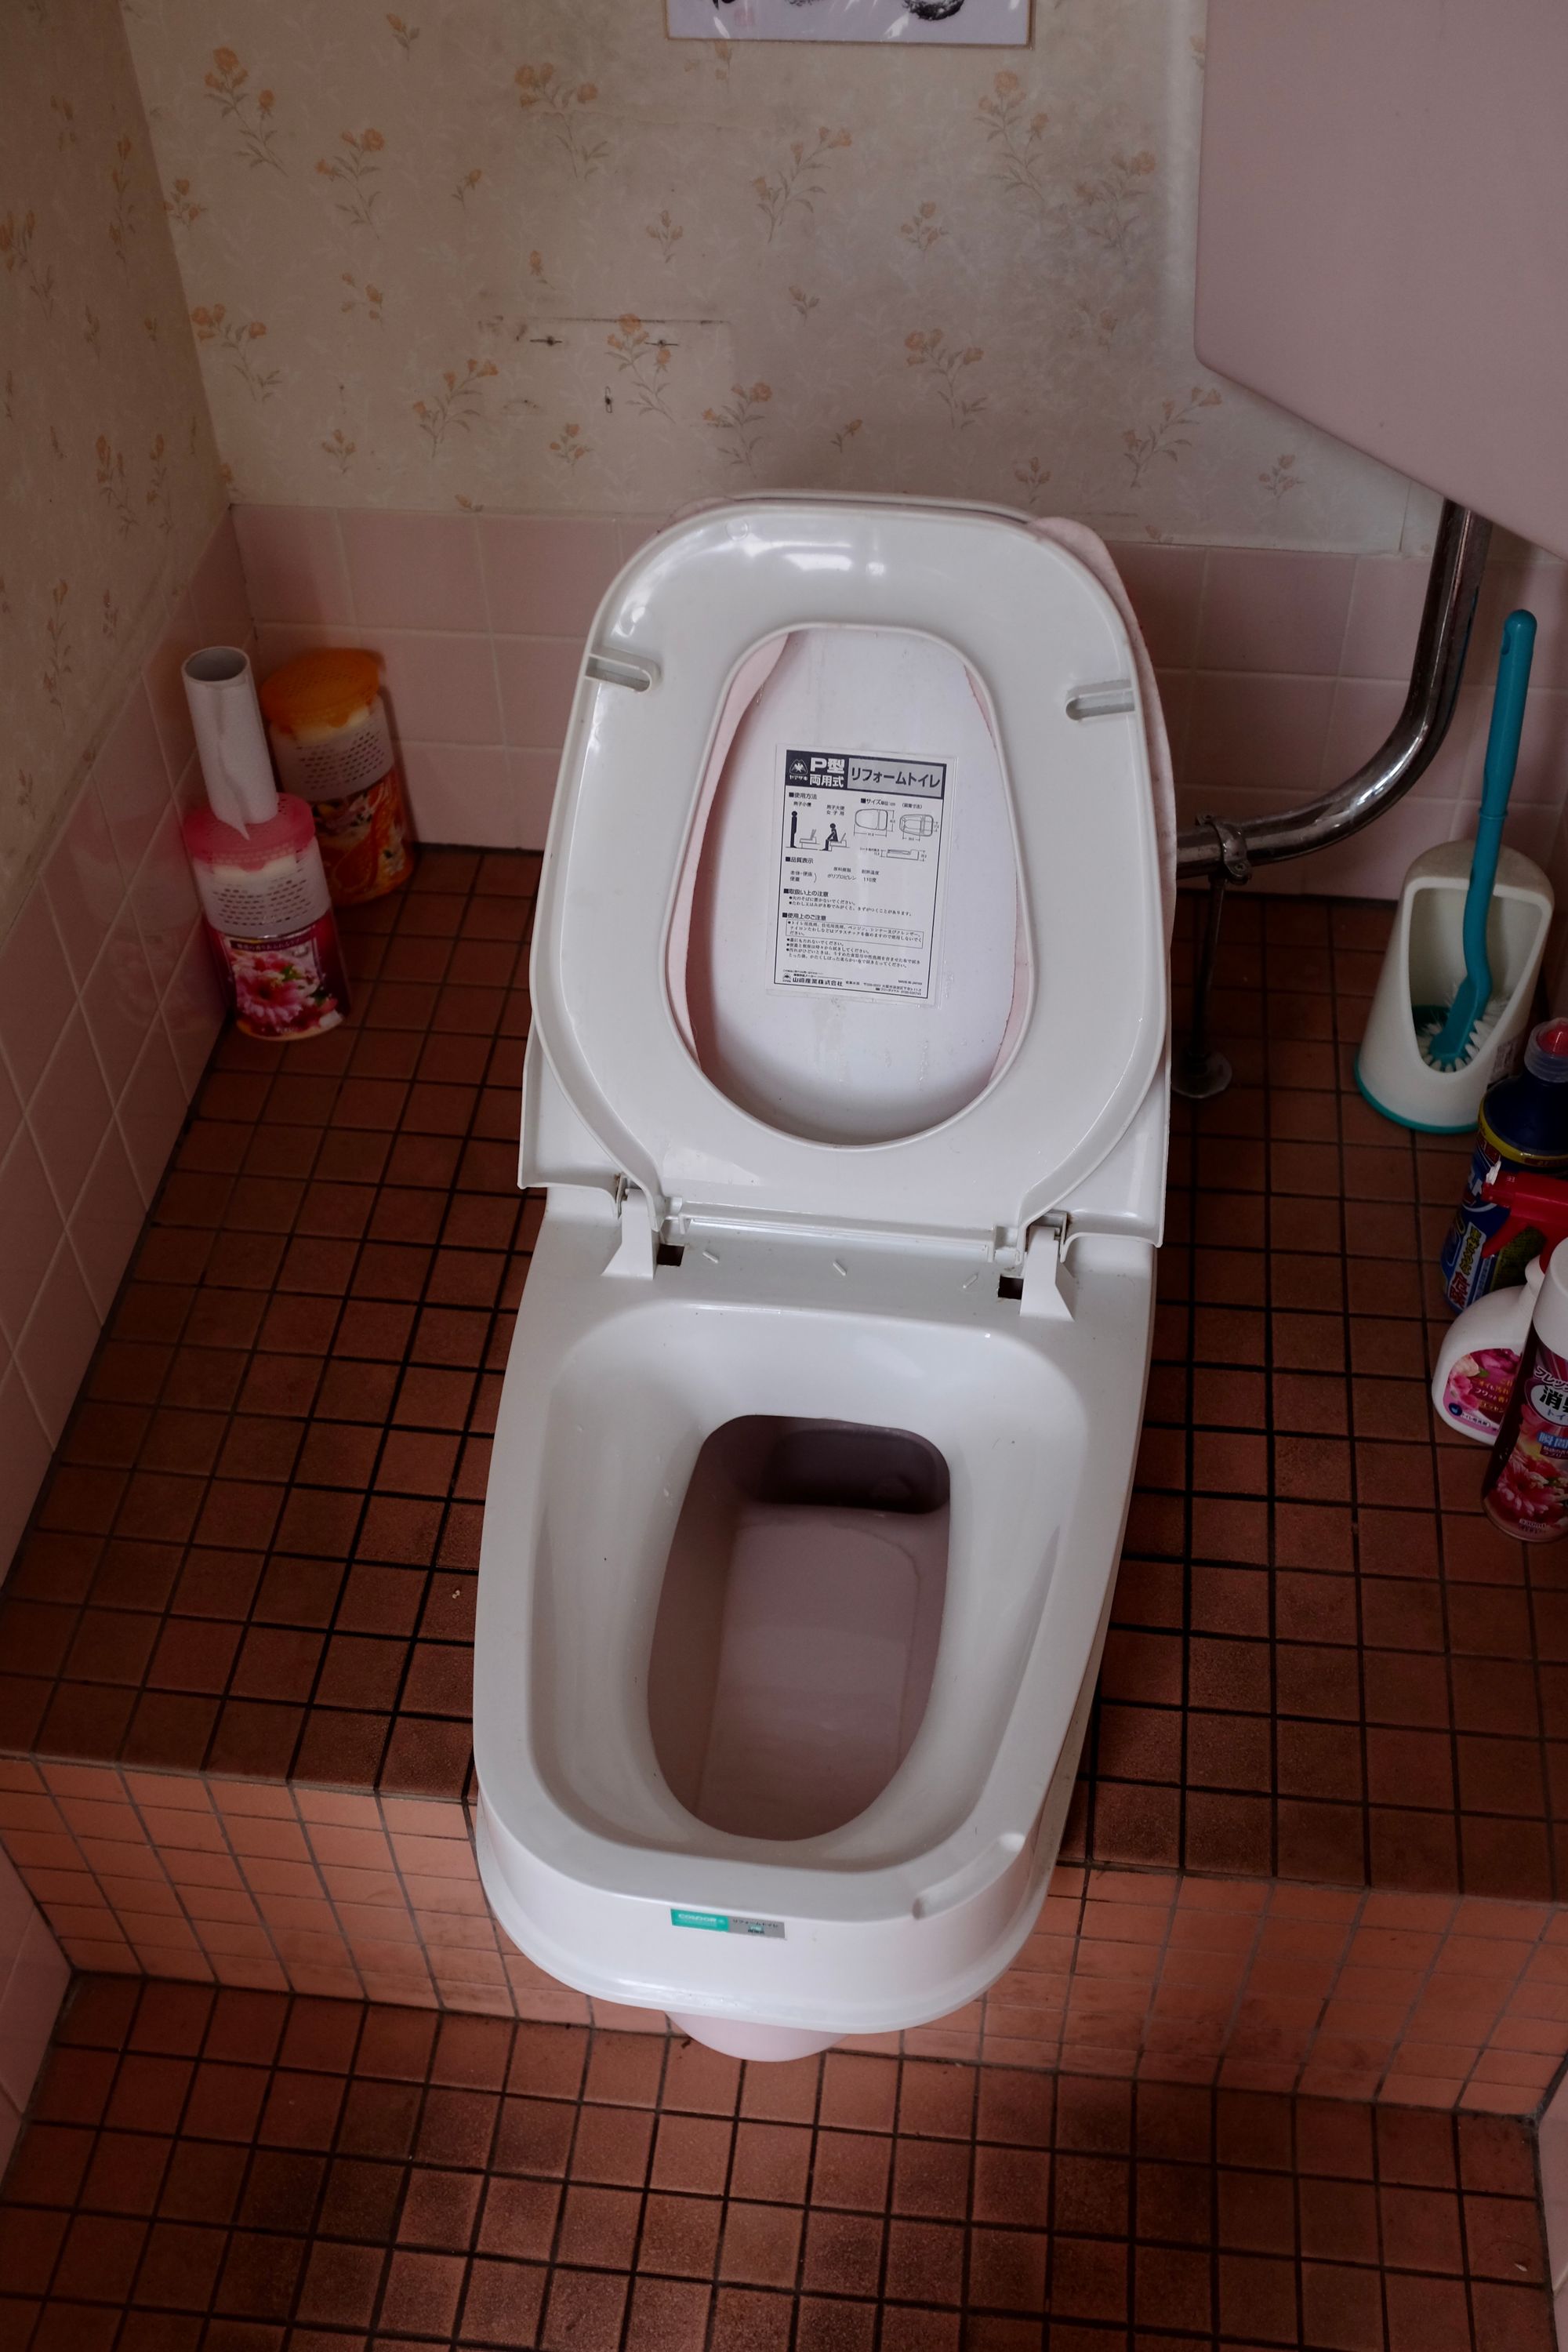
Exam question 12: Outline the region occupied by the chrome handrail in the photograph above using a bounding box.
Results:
[1177,499,1490,879]
[1173,497,1492,1095]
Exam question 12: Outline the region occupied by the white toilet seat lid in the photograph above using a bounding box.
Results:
[529,498,1166,1247]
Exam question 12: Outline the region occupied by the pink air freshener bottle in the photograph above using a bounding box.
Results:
[181,648,350,1044]
[1483,1242,1568,1541]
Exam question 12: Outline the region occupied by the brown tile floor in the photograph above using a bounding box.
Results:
[1091,892,1568,1904]
[0,851,535,1803]
[0,862,1563,1902]
[0,1973,1553,2350]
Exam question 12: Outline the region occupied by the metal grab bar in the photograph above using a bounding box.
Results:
[1173,498,1492,1098]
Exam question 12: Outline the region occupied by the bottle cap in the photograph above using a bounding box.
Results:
[1534,1236,1568,1359]
[260,648,380,737]
[1525,1018,1568,1083]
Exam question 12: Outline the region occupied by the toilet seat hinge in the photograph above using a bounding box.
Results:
[1018,1213,1076,1320]
[604,1178,660,1279]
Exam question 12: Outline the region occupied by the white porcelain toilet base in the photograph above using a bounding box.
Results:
[667,2015,842,2063]
[474,1182,1156,2044]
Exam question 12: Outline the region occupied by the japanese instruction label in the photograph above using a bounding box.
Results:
[774,746,948,1000]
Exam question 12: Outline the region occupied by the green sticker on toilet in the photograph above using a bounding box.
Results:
[670,1908,785,1938]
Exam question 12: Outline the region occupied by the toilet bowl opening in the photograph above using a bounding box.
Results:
[647,1417,951,1843]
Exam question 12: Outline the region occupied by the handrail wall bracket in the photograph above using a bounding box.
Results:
[1171,499,1492,1100]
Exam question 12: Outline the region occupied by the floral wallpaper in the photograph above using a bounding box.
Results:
[122,0,1421,551]
[0,0,225,934]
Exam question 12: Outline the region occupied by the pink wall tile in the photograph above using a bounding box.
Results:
[617,517,669,562]
[81,909,160,1100]
[1455,800,1561,872]
[28,1008,114,1221]
[0,1129,64,1348]
[0,1841,42,1957]
[68,1123,147,1319]
[1542,808,1568,1009]
[1153,670,1194,782]
[0,510,256,1591]
[375,631,503,746]
[508,750,561,851]
[118,1021,191,1202]
[0,886,76,1105]
[188,510,253,649]
[479,517,622,639]
[253,621,337,673]
[234,503,353,624]
[1108,543,1207,670]
[0,1368,50,1577]
[16,1233,100,1445]
[161,929,226,1098]
[1461,686,1568,810]
[1320,679,1480,807]
[343,510,488,633]
[0,1058,20,1171]
[398,744,515,847]
[1198,548,1356,675]
[495,637,579,750]
[1188,673,1337,797]
[1341,556,1436,682]
[170,750,205,821]
[1476,555,1568,694]
[1520,557,1568,692]
[129,804,201,996]
[41,779,126,988]
[1539,2064,1568,2292]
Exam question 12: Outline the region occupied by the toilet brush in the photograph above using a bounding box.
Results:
[1419,608,1537,1069]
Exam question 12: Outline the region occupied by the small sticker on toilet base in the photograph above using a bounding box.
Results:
[774,745,948,999]
[671,1908,786,1938]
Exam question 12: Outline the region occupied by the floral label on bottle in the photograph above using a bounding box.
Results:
[1483,1334,1568,1543]
[213,916,350,1042]
[1442,1345,1523,1438]
[314,769,412,906]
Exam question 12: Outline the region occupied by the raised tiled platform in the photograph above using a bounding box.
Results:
[0,851,529,1798]
[4,1771,1568,2111]
[1103,894,1568,1902]
[0,1974,1555,2352]
[2,858,1568,2108]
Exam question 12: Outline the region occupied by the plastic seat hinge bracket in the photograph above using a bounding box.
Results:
[604,1180,659,1279]
[1019,1214,1076,1320]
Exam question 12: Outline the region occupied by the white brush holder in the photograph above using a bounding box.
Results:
[1356,840,1554,1132]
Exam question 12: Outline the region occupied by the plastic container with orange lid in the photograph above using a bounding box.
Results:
[259,648,412,906]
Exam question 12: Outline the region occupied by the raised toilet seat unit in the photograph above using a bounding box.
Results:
[474,496,1171,2060]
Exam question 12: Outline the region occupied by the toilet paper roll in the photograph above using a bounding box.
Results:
[183,646,278,831]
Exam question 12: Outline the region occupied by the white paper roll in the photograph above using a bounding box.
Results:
[183,647,278,831]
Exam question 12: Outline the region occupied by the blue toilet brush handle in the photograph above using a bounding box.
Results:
[1427,608,1536,1065]
[1468,608,1537,956]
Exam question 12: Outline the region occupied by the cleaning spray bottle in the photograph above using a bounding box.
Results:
[1432,1253,1545,1439]
[181,647,350,1043]
[1441,1018,1568,1309]
[1483,1242,1568,1541]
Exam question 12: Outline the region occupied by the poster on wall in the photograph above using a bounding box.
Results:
[667,0,1030,45]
